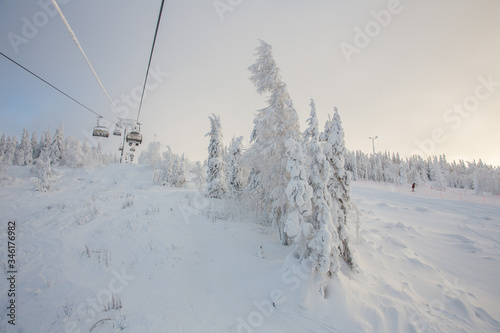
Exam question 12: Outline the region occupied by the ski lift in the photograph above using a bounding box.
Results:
[126,131,142,146]
[126,123,142,146]
[113,125,121,136]
[92,116,109,138]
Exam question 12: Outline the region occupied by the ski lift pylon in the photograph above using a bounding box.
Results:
[92,116,109,138]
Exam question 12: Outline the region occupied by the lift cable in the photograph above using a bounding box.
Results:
[0,51,114,122]
[51,0,121,117]
[136,0,166,123]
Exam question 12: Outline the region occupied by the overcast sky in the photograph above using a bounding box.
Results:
[1,0,499,165]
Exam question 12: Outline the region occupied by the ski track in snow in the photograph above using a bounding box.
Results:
[0,164,499,332]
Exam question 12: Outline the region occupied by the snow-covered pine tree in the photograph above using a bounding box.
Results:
[31,150,54,192]
[246,40,303,244]
[191,161,206,190]
[170,154,180,187]
[303,99,320,145]
[161,146,174,186]
[15,129,32,166]
[283,138,313,247]
[206,114,226,198]
[31,132,40,160]
[322,107,354,267]
[173,154,186,188]
[48,123,64,165]
[398,161,407,185]
[81,139,94,165]
[139,141,162,169]
[227,136,245,197]
[4,137,17,165]
[300,100,343,290]
[63,136,84,167]
[432,156,447,191]
[40,131,52,155]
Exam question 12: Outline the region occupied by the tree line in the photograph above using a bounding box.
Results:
[0,123,114,191]
[346,151,500,195]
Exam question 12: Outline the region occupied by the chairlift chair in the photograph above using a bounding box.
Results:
[130,146,136,152]
[126,131,142,146]
[113,126,122,136]
[92,117,109,137]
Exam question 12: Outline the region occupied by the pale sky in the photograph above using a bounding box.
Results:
[1,0,499,165]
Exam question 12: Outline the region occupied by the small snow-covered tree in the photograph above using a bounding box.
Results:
[81,139,94,165]
[40,131,52,154]
[139,141,162,169]
[398,162,407,185]
[4,137,17,165]
[303,99,320,144]
[206,114,226,198]
[191,161,206,190]
[48,123,64,165]
[227,136,245,197]
[15,129,32,166]
[63,136,84,167]
[31,150,55,192]
[322,107,354,267]
[31,132,40,160]
[432,156,447,191]
[172,154,186,188]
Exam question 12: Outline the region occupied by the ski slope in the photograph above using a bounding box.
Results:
[0,164,499,332]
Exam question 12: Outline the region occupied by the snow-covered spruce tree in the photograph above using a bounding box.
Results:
[300,100,343,288]
[398,161,407,185]
[4,137,17,165]
[81,139,94,165]
[31,132,40,160]
[63,136,84,167]
[303,99,320,146]
[206,114,227,198]
[15,129,33,166]
[432,156,447,191]
[161,146,174,186]
[227,136,246,197]
[283,138,313,247]
[322,107,354,267]
[48,123,64,165]
[40,131,52,155]
[139,141,162,169]
[246,40,303,244]
[191,160,206,190]
[173,154,186,188]
[31,150,54,192]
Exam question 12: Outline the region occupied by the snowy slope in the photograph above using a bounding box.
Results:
[0,164,499,333]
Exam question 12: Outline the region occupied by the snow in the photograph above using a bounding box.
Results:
[1,164,499,332]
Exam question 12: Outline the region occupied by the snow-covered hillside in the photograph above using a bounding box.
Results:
[1,164,499,332]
